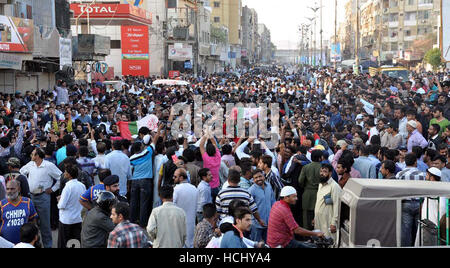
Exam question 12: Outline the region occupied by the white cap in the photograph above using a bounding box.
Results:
[427,167,442,178]
[356,114,364,120]
[280,186,297,198]
[131,135,138,140]
[407,120,417,129]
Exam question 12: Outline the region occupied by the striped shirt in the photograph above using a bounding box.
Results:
[215,186,258,219]
[395,167,425,181]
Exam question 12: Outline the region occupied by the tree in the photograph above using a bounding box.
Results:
[424,48,443,70]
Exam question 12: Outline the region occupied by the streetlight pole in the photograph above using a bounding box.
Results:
[320,0,323,67]
[355,0,360,75]
[308,3,320,67]
[334,0,337,69]
[306,17,315,66]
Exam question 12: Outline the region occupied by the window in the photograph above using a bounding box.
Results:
[418,10,430,19]
[418,0,433,4]
[389,13,398,22]
[214,17,220,23]
[408,0,415,5]
[405,12,416,21]
[214,1,220,7]
[404,30,411,36]
[391,42,398,51]
[418,26,430,35]
[110,40,121,49]
[390,0,398,7]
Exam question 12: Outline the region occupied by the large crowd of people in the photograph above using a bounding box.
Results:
[0,64,449,248]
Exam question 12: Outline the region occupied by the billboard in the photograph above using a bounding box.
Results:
[59,38,72,70]
[121,25,149,76]
[0,16,34,52]
[168,44,193,61]
[70,4,152,25]
[443,0,450,62]
[330,43,342,63]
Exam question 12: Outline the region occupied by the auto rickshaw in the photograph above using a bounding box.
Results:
[338,179,450,248]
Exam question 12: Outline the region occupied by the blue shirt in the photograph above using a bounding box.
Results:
[220,230,247,248]
[417,160,428,173]
[353,156,377,179]
[80,183,105,203]
[239,177,253,190]
[130,146,154,180]
[441,168,450,183]
[0,197,37,244]
[105,150,132,196]
[56,146,67,165]
[197,180,212,212]
[248,182,275,229]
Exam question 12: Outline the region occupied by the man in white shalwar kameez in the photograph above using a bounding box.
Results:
[173,168,198,248]
[415,168,446,247]
[314,164,342,244]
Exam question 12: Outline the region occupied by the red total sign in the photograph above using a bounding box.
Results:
[70,4,152,24]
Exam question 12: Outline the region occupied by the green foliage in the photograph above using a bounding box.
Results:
[424,48,443,70]
[211,25,227,44]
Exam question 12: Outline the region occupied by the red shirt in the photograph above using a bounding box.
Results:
[267,200,299,248]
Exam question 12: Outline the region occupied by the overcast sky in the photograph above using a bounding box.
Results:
[242,0,347,50]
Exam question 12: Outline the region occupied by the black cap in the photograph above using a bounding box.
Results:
[103,175,119,186]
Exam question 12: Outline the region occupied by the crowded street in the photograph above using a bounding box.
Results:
[0,0,450,251]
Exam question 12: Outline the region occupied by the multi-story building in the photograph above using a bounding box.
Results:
[0,0,70,93]
[241,5,258,66]
[258,23,272,63]
[211,0,242,68]
[70,0,151,78]
[341,0,440,64]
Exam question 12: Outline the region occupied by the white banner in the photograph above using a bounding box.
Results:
[168,45,193,61]
[59,38,72,70]
[443,1,450,62]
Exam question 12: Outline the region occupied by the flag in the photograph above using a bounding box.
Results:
[117,115,158,140]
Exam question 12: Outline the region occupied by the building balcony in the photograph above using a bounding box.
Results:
[404,35,417,41]
[403,20,417,27]
[389,21,399,28]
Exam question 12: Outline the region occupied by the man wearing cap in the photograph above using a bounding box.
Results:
[103,175,128,203]
[431,155,450,183]
[267,186,324,248]
[4,157,30,198]
[355,114,364,128]
[414,167,446,246]
[407,120,428,153]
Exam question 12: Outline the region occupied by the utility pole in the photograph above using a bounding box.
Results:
[334,0,337,69]
[308,3,320,67]
[355,0,360,75]
[306,17,315,66]
[193,0,199,77]
[320,0,323,67]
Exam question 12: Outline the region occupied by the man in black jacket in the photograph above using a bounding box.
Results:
[81,191,116,248]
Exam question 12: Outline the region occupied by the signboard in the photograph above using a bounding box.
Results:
[169,70,180,79]
[121,25,149,76]
[330,43,342,63]
[70,4,152,24]
[0,52,23,70]
[168,45,193,61]
[184,61,192,69]
[442,0,450,62]
[0,16,34,52]
[59,38,72,70]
